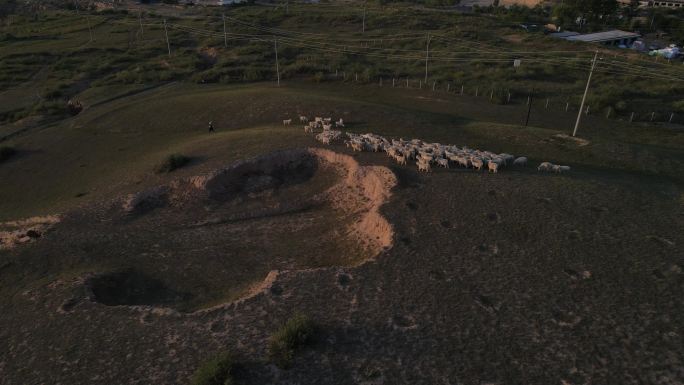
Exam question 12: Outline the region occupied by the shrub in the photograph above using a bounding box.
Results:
[190,351,234,385]
[0,146,17,163]
[155,154,191,173]
[267,313,315,369]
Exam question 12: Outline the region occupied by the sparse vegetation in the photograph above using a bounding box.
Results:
[267,313,315,369]
[0,146,17,163]
[155,154,191,174]
[190,351,234,385]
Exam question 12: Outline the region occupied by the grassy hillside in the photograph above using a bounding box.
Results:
[1,2,684,128]
[1,81,682,221]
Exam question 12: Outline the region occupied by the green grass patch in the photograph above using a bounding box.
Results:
[267,313,315,369]
[155,153,191,173]
[191,351,234,385]
[0,146,17,163]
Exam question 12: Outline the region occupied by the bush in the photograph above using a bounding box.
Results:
[155,154,191,173]
[191,351,234,385]
[267,313,315,369]
[0,146,17,163]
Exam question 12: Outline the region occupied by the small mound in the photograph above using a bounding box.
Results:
[85,269,191,307]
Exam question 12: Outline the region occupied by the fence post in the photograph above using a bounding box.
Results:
[406,77,409,88]
[490,89,493,100]
[460,85,464,95]
[475,87,479,97]
[355,73,358,82]
[432,81,436,91]
[669,112,674,123]
[630,112,635,122]
[419,80,422,89]
[379,77,383,87]
[651,112,655,121]
[606,108,611,119]
[545,98,549,109]
[585,105,590,115]
[507,92,511,104]
[447,83,450,93]
[565,102,569,112]
[393,78,396,87]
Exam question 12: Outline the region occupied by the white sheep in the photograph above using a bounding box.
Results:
[488,161,500,173]
[537,162,554,172]
[299,115,308,123]
[437,158,449,168]
[417,160,431,173]
[283,119,292,125]
[471,158,484,171]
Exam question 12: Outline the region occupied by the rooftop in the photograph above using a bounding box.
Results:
[566,30,640,43]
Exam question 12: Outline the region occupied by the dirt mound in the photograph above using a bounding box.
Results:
[99,148,398,311]
[120,148,396,257]
[310,148,396,254]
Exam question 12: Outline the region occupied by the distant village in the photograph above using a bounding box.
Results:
[88,0,682,60]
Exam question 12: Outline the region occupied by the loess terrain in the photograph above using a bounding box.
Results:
[0,79,683,385]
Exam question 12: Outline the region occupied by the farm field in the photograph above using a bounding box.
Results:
[1,2,684,385]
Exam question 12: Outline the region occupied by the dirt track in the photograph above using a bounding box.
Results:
[0,145,683,385]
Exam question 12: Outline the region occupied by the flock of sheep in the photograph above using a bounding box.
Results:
[284,116,571,174]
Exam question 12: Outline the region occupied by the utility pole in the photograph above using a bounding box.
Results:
[87,15,93,42]
[139,10,144,39]
[573,50,598,137]
[524,89,533,127]
[222,13,227,48]
[362,3,366,33]
[424,33,430,83]
[163,19,171,57]
[274,38,280,87]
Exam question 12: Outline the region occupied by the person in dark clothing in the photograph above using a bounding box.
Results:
[208,121,215,132]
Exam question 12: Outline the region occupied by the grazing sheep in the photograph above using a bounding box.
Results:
[471,158,484,171]
[488,161,500,173]
[395,155,407,166]
[315,117,323,123]
[323,124,332,131]
[417,160,431,173]
[299,115,308,123]
[351,141,364,152]
[283,119,292,125]
[537,162,554,172]
[513,157,527,167]
[499,153,515,165]
[551,165,571,173]
[456,156,471,168]
[437,158,450,168]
